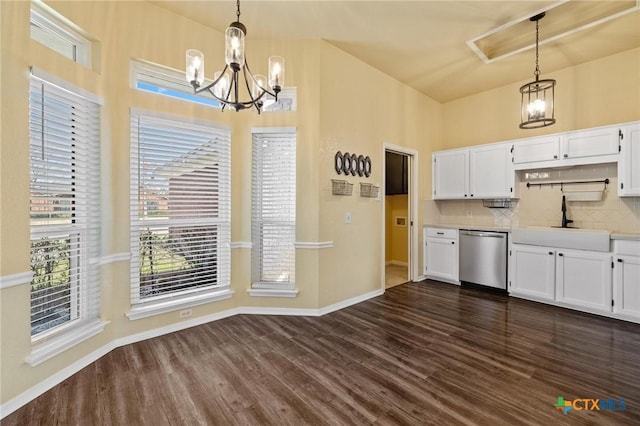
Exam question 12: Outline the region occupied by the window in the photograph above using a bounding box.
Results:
[130,111,231,314]
[29,70,101,339]
[251,129,297,296]
[30,1,92,68]
[131,60,220,108]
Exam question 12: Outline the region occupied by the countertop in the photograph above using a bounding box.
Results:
[424,224,640,241]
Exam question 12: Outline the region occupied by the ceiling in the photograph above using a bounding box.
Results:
[152,0,640,103]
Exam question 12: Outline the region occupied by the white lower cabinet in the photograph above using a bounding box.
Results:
[511,244,613,315]
[511,245,555,301]
[424,227,459,284]
[555,249,612,313]
[613,240,640,320]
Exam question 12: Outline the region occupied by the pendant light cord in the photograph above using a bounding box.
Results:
[534,18,540,81]
[236,0,241,22]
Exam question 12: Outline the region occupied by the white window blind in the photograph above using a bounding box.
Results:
[130,112,231,307]
[251,130,296,287]
[29,72,101,338]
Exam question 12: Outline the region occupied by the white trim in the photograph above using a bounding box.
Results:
[0,271,34,289]
[98,252,131,265]
[251,126,297,134]
[230,241,252,249]
[294,241,334,249]
[0,288,383,419]
[415,275,427,282]
[30,67,103,105]
[2,341,115,419]
[27,320,108,366]
[382,143,419,291]
[247,288,299,298]
[129,107,231,132]
[318,289,384,316]
[126,289,235,321]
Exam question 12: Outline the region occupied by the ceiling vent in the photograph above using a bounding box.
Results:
[467,0,640,64]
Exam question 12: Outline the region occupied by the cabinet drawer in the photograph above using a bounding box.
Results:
[614,240,640,256]
[426,227,458,239]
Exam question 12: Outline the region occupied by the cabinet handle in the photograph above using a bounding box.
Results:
[470,194,474,197]
[548,251,553,255]
[553,155,558,159]
[436,232,444,235]
[617,258,623,263]
[464,194,467,197]
[564,154,568,158]
[558,253,564,257]
[451,241,455,245]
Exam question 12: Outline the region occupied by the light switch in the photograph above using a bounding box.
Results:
[345,212,352,224]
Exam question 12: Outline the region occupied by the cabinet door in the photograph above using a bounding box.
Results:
[511,244,555,301]
[618,123,640,196]
[425,237,459,283]
[562,126,619,159]
[433,150,468,199]
[469,143,513,199]
[556,250,612,313]
[614,256,640,319]
[512,135,560,164]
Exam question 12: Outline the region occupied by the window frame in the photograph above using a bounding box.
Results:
[27,67,104,363]
[250,128,297,297]
[128,110,233,319]
[30,1,92,68]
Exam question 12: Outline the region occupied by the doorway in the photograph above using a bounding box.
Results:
[382,144,418,289]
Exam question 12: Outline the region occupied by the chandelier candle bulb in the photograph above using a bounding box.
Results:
[184,0,285,113]
[269,56,285,90]
[186,49,204,86]
[225,26,245,71]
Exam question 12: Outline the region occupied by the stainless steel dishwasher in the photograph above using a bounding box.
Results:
[459,230,508,290]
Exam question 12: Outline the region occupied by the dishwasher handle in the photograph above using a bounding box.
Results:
[460,230,506,239]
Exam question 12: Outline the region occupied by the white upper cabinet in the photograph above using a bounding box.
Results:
[512,135,561,165]
[618,122,640,196]
[432,149,468,199]
[513,124,622,170]
[433,143,514,200]
[469,143,515,199]
[563,125,620,159]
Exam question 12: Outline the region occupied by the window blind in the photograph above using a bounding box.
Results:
[130,112,231,306]
[29,73,101,338]
[251,131,296,286]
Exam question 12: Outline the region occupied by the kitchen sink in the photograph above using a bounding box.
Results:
[511,227,611,252]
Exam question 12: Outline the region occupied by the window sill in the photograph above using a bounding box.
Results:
[27,319,108,367]
[247,286,299,298]
[126,288,235,321]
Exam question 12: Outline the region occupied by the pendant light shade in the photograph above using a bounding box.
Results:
[520,13,556,129]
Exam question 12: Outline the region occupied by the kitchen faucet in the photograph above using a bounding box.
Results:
[561,195,573,228]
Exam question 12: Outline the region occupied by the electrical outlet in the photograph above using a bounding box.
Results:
[466,210,472,218]
[345,212,352,224]
[179,309,192,318]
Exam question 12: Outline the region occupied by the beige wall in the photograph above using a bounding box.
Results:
[0,1,441,406]
[385,195,409,263]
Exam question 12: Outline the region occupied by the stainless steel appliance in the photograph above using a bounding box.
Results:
[459,230,508,290]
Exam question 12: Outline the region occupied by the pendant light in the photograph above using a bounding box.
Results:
[185,0,285,113]
[519,12,556,129]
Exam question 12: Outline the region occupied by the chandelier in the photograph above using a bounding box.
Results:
[519,12,556,129]
[185,0,285,113]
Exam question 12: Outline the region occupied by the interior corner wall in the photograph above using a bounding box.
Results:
[317,42,443,307]
[442,47,640,149]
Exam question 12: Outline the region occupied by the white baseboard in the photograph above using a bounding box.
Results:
[0,288,384,419]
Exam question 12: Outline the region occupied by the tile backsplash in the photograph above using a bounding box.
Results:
[427,163,640,233]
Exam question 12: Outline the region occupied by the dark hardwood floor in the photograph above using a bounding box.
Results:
[4,280,640,425]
